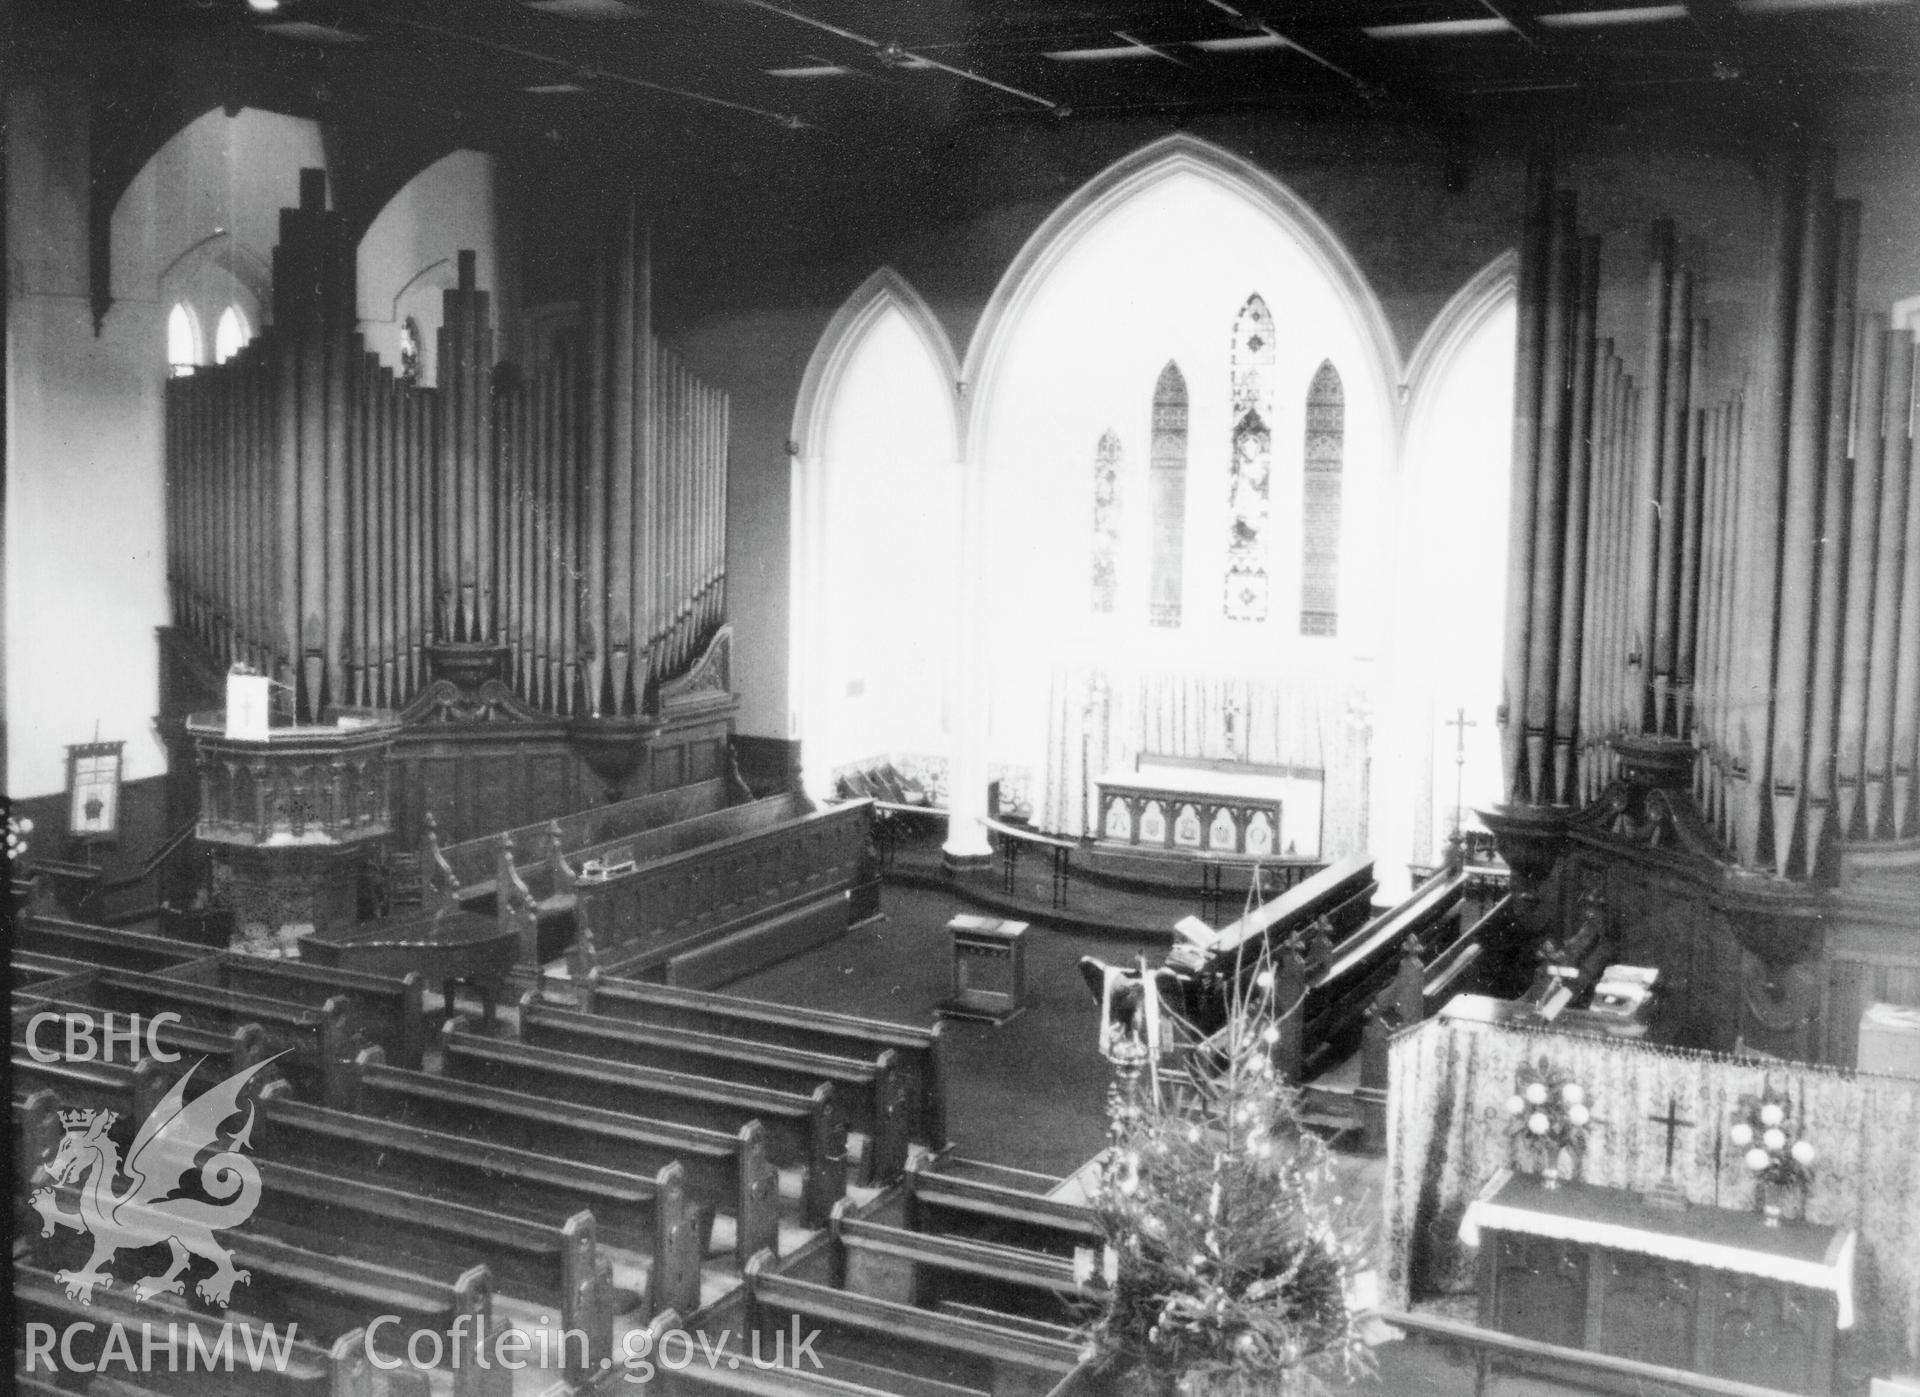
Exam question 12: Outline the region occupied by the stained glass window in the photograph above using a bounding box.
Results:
[167,303,200,377]
[1300,359,1344,636]
[1225,294,1276,622]
[1091,429,1123,613]
[1149,361,1188,627]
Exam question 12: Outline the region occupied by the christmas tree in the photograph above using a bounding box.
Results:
[1081,949,1377,1396]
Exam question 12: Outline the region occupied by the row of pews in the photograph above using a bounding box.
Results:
[10,908,956,1397]
[1156,850,1517,1142]
[406,776,878,984]
[652,1159,1100,1397]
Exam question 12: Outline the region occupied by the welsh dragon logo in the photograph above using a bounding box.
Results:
[30,1055,281,1308]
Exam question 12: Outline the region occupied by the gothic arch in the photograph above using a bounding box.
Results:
[960,132,1401,452]
[787,267,963,798]
[1402,250,1518,438]
[791,267,962,461]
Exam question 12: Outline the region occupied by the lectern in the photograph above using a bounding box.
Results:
[187,707,400,951]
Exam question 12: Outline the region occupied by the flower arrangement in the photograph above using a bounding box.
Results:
[1503,1057,1596,1178]
[1730,1089,1815,1192]
[1081,953,1377,1397]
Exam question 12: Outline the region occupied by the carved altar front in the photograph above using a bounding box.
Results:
[1465,1171,1852,1396]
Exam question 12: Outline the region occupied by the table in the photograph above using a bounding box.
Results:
[299,907,517,1025]
[1461,1170,1853,1396]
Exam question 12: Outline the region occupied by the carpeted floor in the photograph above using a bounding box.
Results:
[725,883,1122,1178]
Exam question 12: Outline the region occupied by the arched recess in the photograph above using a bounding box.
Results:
[788,269,963,800]
[1391,253,1518,867]
[158,230,270,368]
[356,149,515,383]
[960,133,1401,856]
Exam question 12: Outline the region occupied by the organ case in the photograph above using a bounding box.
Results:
[161,170,735,843]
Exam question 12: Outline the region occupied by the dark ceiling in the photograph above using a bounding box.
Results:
[17,0,1920,151]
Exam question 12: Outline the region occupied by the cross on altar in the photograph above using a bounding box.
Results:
[1446,707,1477,837]
[1648,1095,1694,1173]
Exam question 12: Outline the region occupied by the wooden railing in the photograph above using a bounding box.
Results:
[1367,1310,1816,1397]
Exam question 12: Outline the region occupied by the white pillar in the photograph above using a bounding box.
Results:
[944,450,993,865]
[789,453,835,803]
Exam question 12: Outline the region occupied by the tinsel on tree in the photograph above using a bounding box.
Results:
[1080,949,1377,1396]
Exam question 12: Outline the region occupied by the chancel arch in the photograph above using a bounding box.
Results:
[1392,254,1518,869]
[962,134,1397,859]
[789,269,962,804]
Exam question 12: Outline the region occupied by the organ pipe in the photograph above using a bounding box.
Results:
[163,169,730,730]
[1502,143,1918,875]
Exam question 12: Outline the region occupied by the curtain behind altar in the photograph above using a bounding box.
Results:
[1037,664,1370,853]
[1384,1016,1920,1371]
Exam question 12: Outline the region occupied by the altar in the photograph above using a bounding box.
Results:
[1095,754,1323,859]
[1462,1170,1853,1395]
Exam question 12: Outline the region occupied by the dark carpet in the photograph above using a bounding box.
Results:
[724,883,1125,1178]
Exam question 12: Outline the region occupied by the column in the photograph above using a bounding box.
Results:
[945,450,993,866]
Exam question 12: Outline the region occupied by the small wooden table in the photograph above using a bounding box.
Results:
[300,907,517,1025]
[939,915,1028,1025]
[1462,1170,1853,1396]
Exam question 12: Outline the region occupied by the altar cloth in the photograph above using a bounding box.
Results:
[1460,1167,1856,1329]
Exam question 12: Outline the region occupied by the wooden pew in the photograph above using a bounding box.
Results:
[1298,864,1466,1077]
[425,774,737,905]
[13,992,272,1080]
[12,915,209,973]
[55,969,352,1107]
[739,1250,1084,1397]
[156,953,428,1069]
[349,1046,780,1264]
[639,1318,1001,1397]
[248,1160,621,1385]
[13,1260,427,1397]
[830,1204,1093,1329]
[13,950,98,991]
[519,996,910,1185]
[577,973,951,1150]
[255,1079,702,1316]
[14,1052,177,1131]
[441,1018,849,1226]
[219,1235,511,1397]
[897,1161,1104,1261]
[568,796,873,988]
[484,796,807,964]
[1163,853,1377,1034]
[21,1216,507,1397]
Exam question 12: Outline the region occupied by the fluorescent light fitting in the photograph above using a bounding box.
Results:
[1734,0,1908,12]
[1190,32,1289,51]
[1363,16,1513,37]
[260,20,367,43]
[522,0,642,18]
[524,82,586,93]
[1537,4,1686,24]
[246,0,281,13]
[764,63,852,77]
[1045,44,1162,61]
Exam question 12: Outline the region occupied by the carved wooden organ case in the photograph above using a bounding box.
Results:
[1482,145,1920,1068]
[162,170,735,841]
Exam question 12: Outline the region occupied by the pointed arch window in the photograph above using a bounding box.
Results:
[1225,294,1276,622]
[1300,359,1344,636]
[1091,430,1123,613]
[214,306,251,364]
[167,303,201,377]
[1149,362,1188,627]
